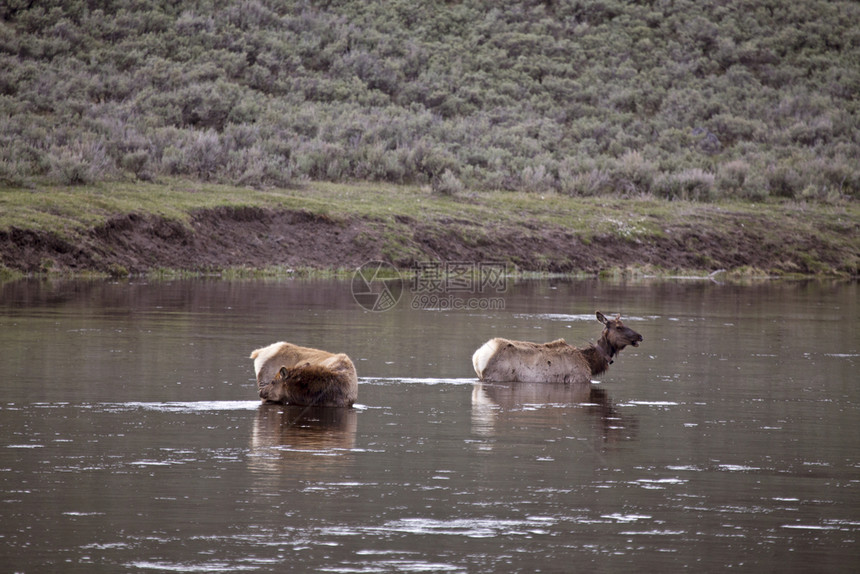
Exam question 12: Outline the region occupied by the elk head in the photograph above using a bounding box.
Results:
[259,366,290,403]
[596,311,643,355]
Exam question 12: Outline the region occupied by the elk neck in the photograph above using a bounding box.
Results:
[596,333,617,364]
[583,336,614,376]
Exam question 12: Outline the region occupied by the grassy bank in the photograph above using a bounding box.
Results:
[1,179,857,279]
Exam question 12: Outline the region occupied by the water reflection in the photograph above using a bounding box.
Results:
[471,381,635,444]
[249,404,357,478]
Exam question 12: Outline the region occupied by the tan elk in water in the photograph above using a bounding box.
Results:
[472,312,643,383]
[250,342,358,407]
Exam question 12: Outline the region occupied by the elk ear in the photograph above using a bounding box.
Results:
[596,311,608,325]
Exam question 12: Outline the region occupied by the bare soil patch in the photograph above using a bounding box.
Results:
[1,205,855,276]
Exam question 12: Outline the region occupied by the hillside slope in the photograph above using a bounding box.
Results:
[2,0,859,200]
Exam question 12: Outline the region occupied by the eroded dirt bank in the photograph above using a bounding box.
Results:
[0,206,856,276]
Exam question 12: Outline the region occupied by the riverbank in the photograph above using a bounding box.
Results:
[1,180,857,280]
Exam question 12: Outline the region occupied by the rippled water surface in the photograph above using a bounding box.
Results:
[1,278,857,573]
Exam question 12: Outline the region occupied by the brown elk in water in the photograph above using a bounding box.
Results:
[250,342,358,407]
[472,312,643,383]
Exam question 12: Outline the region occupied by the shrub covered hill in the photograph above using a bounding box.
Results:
[1,0,859,201]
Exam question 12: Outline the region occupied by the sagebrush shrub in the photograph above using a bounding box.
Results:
[432,169,464,195]
[655,169,716,201]
[0,0,855,203]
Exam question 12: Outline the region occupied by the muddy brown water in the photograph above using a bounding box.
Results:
[1,277,857,573]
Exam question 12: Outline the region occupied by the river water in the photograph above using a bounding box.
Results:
[1,277,857,573]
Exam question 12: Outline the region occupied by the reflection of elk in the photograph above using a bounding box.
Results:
[249,405,358,478]
[471,382,634,443]
[472,312,643,383]
[250,342,358,407]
